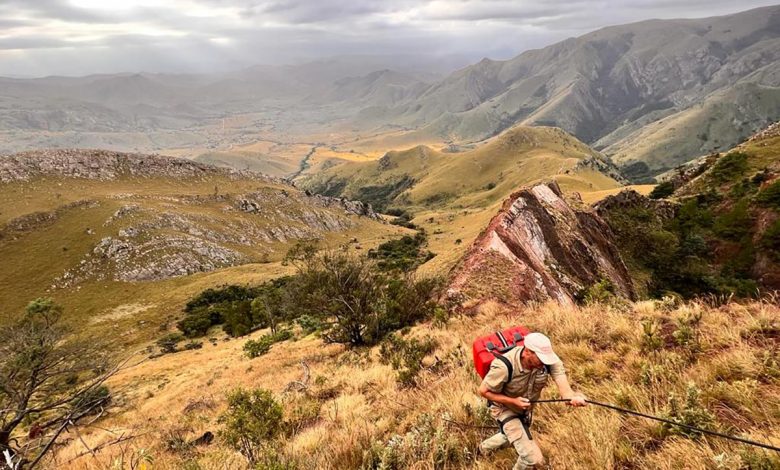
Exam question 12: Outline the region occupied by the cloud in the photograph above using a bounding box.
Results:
[0,0,778,76]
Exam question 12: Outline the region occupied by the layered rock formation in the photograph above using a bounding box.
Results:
[448,181,634,307]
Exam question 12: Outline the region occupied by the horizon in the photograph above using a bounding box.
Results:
[1,1,779,79]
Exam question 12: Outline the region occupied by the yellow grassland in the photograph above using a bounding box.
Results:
[52,297,780,469]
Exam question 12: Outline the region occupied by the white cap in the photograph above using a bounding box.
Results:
[524,333,560,365]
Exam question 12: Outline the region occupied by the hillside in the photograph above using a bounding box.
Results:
[4,146,779,470]
[51,296,780,470]
[300,125,625,213]
[595,122,780,297]
[360,6,780,179]
[0,149,406,343]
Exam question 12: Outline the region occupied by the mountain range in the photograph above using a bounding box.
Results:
[1,6,779,182]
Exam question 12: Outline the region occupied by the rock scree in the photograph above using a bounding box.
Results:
[448,181,635,307]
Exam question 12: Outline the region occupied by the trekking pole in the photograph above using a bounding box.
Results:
[529,398,780,453]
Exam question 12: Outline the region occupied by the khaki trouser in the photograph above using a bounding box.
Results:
[479,405,544,470]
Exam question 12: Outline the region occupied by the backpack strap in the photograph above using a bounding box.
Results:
[492,352,513,383]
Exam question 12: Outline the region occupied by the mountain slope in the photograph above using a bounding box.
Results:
[365,6,780,178]
[0,149,405,341]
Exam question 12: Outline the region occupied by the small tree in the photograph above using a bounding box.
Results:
[219,388,282,465]
[286,250,441,346]
[1,298,118,469]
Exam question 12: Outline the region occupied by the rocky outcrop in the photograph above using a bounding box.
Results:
[448,181,634,307]
[565,156,629,185]
[593,189,678,221]
[0,149,279,183]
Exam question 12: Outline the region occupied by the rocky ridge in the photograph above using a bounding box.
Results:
[0,149,278,183]
[448,181,634,307]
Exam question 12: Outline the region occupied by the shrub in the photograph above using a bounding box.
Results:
[663,383,716,438]
[710,152,749,183]
[713,199,752,241]
[219,388,283,465]
[183,341,203,351]
[177,310,214,337]
[379,334,438,387]
[296,315,322,335]
[285,251,442,346]
[649,181,675,199]
[368,232,435,272]
[640,318,663,353]
[672,309,702,354]
[579,279,616,304]
[755,179,780,209]
[243,338,271,358]
[244,330,293,359]
[185,285,261,313]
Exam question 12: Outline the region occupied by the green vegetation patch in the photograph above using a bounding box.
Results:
[709,152,749,183]
[649,181,675,199]
[354,176,415,213]
[755,179,780,209]
[368,231,435,272]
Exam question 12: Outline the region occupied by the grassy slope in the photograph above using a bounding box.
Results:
[301,125,622,212]
[54,298,780,470]
[0,174,407,346]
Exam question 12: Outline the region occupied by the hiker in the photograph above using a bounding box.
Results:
[477,332,587,469]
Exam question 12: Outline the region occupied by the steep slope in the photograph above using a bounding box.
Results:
[0,149,405,340]
[367,6,780,177]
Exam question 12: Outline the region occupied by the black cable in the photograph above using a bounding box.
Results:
[529,398,780,453]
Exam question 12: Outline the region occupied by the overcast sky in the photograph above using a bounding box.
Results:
[1,0,778,77]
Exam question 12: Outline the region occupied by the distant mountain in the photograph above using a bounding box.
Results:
[364,6,780,180]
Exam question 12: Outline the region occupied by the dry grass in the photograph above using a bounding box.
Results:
[48,297,780,469]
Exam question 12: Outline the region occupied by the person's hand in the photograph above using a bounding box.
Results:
[568,395,587,407]
[511,397,532,410]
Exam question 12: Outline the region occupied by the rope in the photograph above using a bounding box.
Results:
[528,398,780,453]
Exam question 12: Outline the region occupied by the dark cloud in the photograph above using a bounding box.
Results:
[1,0,778,77]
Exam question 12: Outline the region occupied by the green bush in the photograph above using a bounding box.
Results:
[244,330,293,359]
[649,181,675,199]
[219,388,283,465]
[368,232,436,272]
[579,279,616,304]
[713,199,752,241]
[710,152,749,183]
[756,180,780,209]
[179,278,294,338]
[379,334,438,387]
[285,251,442,346]
[296,315,322,335]
[663,383,717,438]
[185,285,261,313]
[177,309,214,337]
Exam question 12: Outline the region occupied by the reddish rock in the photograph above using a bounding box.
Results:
[448,181,634,307]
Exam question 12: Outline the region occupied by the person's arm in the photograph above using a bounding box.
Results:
[552,373,587,406]
[478,382,532,410]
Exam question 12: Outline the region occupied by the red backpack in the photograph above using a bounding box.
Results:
[472,325,530,380]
